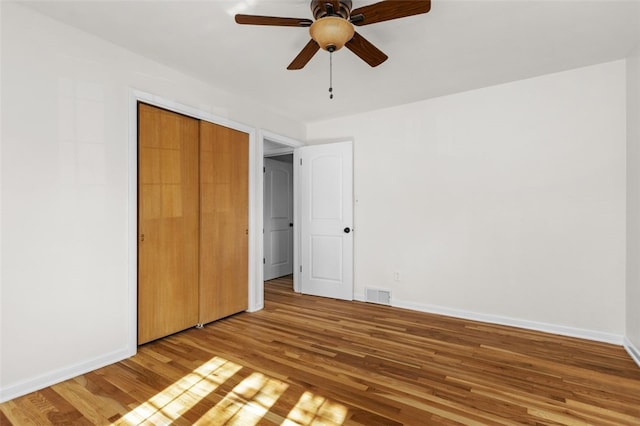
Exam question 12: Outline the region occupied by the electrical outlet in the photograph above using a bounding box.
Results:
[393,271,401,282]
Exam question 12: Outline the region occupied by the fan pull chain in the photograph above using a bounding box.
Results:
[329,50,334,99]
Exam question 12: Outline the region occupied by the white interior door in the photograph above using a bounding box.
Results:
[296,141,353,300]
[264,157,294,280]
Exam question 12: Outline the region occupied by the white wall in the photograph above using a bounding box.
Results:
[0,2,303,401]
[307,61,627,341]
[627,44,640,362]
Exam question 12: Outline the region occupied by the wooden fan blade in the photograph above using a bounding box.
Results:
[235,14,313,27]
[287,40,320,70]
[350,0,431,26]
[345,32,388,67]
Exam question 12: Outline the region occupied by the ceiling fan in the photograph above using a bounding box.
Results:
[235,0,432,70]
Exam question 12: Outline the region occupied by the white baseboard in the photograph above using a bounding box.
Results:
[0,347,134,403]
[354,293,624,345]
[624,337,640,368]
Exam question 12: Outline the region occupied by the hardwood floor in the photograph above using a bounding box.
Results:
[2,275,640,425]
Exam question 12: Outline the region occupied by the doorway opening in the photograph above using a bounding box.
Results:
[263,141,295,290]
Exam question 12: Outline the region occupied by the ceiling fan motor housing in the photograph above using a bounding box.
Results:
[311,0,353,19]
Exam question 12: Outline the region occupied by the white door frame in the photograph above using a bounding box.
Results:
[127,89,258,355]
[257,130,305,294]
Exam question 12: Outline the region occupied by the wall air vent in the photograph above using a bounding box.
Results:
[365,288,391,305]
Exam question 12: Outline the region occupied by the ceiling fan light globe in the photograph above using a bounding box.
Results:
[309,16,354,52]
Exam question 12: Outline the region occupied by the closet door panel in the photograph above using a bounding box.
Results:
[199,121,249,324]
[138,103,200,344]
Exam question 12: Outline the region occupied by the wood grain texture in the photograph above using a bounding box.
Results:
[199,121,249,324]
[287,39,321,70]
[351,0,431,26]
[2,276,639,425]
[138,103,200,344]
[345,31,388,67]
[235,14,313,27]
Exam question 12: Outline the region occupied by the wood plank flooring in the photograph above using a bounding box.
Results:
[2,275,640,425]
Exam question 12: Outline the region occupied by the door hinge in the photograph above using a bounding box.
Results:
[263,258,266,264]
[299,265,302,273]
[263,166,266,173]
[299,158,302,166]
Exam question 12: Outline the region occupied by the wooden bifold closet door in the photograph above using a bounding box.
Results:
[138,104,200,344]
[137,103,248,345]
[199,121,249,324]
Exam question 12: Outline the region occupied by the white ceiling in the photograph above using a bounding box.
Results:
[20,0,640,124]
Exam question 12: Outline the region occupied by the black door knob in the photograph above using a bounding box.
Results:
[344,227,351,233]
[289,223,293,227]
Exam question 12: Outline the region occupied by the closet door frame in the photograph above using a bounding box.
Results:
[127,89,259,354]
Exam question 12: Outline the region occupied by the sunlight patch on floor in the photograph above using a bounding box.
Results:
[114,354,347,426]
[115,356,242,425]
[194,372,288,425]
[283,391,348,425]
